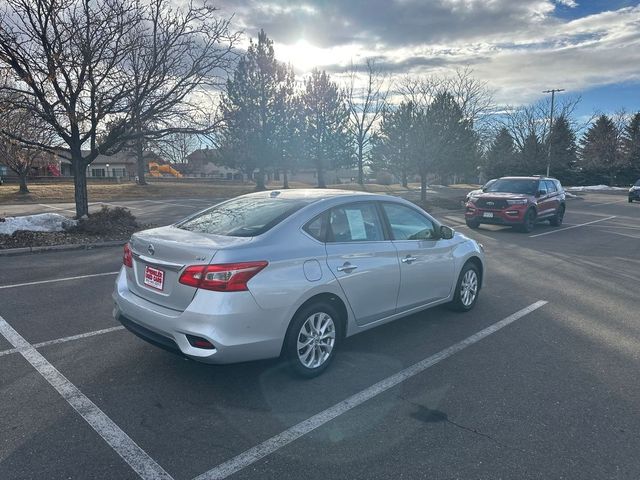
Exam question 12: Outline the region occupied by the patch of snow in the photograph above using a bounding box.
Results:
[0,213,77,235]
[564,191,578,198]
[565,185,627,192]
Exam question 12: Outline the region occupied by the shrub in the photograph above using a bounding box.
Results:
[68,206,138,235]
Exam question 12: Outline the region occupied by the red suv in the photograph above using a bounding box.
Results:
[464,176,566,233]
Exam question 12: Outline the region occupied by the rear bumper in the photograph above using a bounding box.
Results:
[112,268,287,364]
[465,203,527,225]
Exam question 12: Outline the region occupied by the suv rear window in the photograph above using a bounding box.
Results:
[177,197,311,237]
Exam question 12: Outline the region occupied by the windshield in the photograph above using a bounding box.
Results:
[485,179,538,195]
[177,197,311,237]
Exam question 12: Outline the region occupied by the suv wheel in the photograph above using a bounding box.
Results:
[518,209,536,233]
[549,205,565,227]
[448,263,480,312]
[285,301,340,378]
[465,218,480,229]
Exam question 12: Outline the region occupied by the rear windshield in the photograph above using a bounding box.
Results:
[177,197,311,237]
[485,179,538,195]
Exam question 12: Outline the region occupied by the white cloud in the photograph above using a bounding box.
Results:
[215,0,640,106]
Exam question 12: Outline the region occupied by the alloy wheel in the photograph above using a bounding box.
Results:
[460,269,478,307]
[297,312,336,369]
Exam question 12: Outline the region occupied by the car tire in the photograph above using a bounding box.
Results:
[465,218,480,229]
[284,301,340,378]
[549,205,565,227]
[517,209,536,233]
[448,262,480,312]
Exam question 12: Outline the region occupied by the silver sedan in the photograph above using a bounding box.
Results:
[113,189,485,377]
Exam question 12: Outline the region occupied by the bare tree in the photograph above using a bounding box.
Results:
[151,129,203,165]
[0,86,55,193]
[500,96,584,151]
[0,108,53,193]
[0,0,238,217]
[345,59,389,185]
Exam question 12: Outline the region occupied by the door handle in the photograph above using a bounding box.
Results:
[401,256,417,264]
[337,262,358,273]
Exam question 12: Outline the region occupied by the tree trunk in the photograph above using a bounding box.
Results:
[255,168,266,190]
[357,143,364,185]
[72,157,89,218]
[282,170,289,189]
[136,137,147,186]
[401,171,408,188]
[274,169,280,181]
[317,164,326,188]
[18,173,29,194]
[420,174,427,202]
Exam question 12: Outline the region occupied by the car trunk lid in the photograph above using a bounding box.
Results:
[126,226,252,311]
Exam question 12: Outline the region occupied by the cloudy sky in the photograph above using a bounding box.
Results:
[214,0,640,116]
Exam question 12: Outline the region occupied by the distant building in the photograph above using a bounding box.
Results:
[184,148,245,180]
[57,150,165,178]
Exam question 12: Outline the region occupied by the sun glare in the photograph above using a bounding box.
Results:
[277,39,350,73]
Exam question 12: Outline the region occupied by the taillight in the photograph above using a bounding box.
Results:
[123,243,133,268]
[179,261,268,292]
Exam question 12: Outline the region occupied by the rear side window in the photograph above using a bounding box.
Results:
[303,214,326,242]
[177,197,311,237]
[327,203,384,242]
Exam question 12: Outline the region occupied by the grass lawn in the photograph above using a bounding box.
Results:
[0,180,421,204]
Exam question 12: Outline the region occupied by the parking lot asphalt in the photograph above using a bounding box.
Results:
[1,192,639,479]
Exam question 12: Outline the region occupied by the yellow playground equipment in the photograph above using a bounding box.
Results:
[148,161,183,178]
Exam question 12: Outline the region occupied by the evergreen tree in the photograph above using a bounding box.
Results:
[579,115,623,185]
[546,115,578,184]
[484,127,515,179]
[374,102,417,187]
[218,30,293,190]
[519,132,544,175]
[425,91,477,184]
[621,112,640,183]
[302,69,350,188]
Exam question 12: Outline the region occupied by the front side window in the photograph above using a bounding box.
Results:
[327,203,384,242]
[545,180,557,193]
[382,203,436,240]
[178,197,312,237]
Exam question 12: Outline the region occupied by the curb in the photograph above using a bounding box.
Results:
[0,240,125,257]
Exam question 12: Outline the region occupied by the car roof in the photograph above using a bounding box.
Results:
[498,176,558,181]
[238,188,378,201]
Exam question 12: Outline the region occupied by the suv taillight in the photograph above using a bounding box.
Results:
[179,261,268,292]
[123,243,133,268]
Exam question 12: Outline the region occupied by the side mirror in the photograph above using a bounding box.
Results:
[440,225,454,240]
[536,190,546,197]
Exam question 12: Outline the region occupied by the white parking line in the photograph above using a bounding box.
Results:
[529,216,616,238]
[193,300,548,480]
[143,199,203,208]
[38,203,76,214]
[0,271,119,290]
[0,315,173,480]
[588,199,628,207]
[0,326,125,358]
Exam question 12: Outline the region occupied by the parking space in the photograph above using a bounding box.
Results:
[1,192,639,479]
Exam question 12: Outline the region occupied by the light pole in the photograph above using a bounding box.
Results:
[543,88,564,176]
